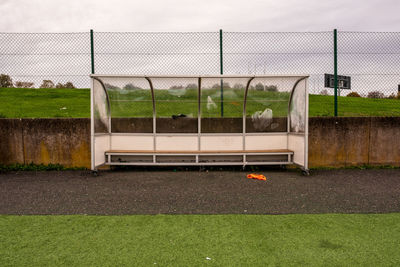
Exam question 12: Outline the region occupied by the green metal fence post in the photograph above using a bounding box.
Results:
[334,29,338,116]
[90,29,95,74]
[219,29,224,117]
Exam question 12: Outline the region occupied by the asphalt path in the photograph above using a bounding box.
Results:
[0,169,399,215]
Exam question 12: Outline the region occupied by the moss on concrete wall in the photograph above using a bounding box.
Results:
[0,117,399,168]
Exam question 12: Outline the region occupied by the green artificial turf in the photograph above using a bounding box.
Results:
[1,214,400,266]
[1,87,399,118]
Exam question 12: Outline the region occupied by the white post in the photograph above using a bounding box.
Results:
[90,77,95,171]
[304,78,309,171]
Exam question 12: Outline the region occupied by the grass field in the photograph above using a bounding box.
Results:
[1,214,399,266]
[0,88,89,118]
[1,87,400,118]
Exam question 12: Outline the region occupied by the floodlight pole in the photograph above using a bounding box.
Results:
[334,29,338,116]
[90,29,95,74]
[220,29,224,117]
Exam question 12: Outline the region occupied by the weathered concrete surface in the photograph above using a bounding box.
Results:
[0,117,399,168]
[112,118,153,133]
[202,118,242,133]
[23,118,91,168]
[157,118,198,133]
[0,118,90,168]
[369,117,400,166]
[246,117,287,132]
[308,117,370,167]
[111,117,287,133]
[0,119,24,164]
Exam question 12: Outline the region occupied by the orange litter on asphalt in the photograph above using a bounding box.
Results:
[247,173,267,181]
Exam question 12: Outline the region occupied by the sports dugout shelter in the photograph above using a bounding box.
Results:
[90,75,309,174]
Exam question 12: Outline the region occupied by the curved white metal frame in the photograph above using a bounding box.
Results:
[90,74,309,171]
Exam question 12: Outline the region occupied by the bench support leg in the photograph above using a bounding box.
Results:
[301,168,310,176]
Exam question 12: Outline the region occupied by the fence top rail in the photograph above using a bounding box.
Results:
[90,74,310,79]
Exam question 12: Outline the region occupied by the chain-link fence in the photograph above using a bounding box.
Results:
[337,32,400,116]
[0,31,399,117]
[0,32,90,88]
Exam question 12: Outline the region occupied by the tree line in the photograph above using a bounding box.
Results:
[320,89,400,99]
[106,82,279,91]
[0,74,76,89]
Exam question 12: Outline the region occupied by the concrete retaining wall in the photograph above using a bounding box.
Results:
[309,117,400,167]
[1,117,399,168]
[0,118,90,168]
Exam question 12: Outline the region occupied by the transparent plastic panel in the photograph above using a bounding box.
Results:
[246,77,296,132]
[223,32,332,117]
[152,78,198,133]
[201,77,248,133]
[289,79,307,133]
[99,77,153,133]
[93,79,109,133]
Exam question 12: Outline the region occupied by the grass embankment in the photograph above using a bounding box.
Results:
[1,87,399,118]
[0,88,89,118]
[1,214,399,266]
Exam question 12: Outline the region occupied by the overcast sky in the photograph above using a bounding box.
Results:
[0,0,399,94]
[1,0,399,32]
